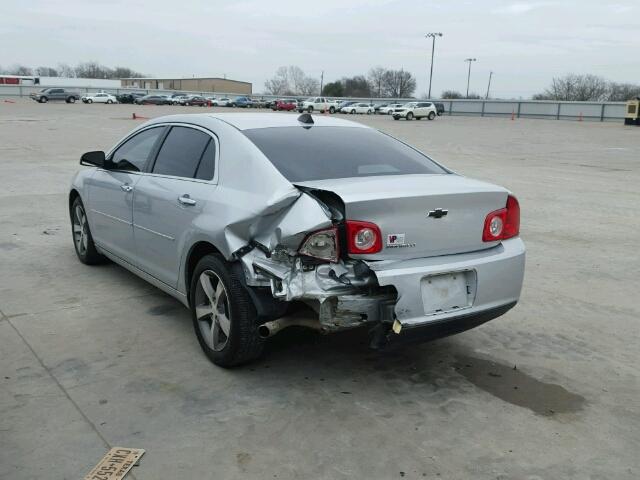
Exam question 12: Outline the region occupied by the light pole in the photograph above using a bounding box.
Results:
[425,32,442,99]
[464,58,477,98]
[485,71,493,99]
[320,70,324,95]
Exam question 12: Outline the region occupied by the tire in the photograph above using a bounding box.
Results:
[70,197,105,265]
[87,99,93,104]
[393,116,399,120]
[307,106,314,113]
[351,109,356,114]
[329,106,335,114]
[190,255,264,367]
[367,109,372,115]
[406,112,414,120]
[387,110,393,115]
[40,97,48,103]
[107,99,113,104]
[68,97,76,103]
[428,111,436,120]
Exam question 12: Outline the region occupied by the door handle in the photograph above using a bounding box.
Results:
[120,184,133,192]
[178,194,196,206]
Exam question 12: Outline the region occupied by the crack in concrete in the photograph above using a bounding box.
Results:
[4,311,139,480]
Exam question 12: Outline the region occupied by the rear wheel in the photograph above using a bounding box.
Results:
[190,255,264,367]
[329,106,335,114]
[406,112,414,120]
[68,97,76,103]
[107,99,113,104]
[367,109,372,115]
[428,111,436,120]
[307,106,314,113]
[70,197,105,265]
[351,109,356,114]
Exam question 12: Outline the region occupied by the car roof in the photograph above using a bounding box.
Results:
[145,113,370,131]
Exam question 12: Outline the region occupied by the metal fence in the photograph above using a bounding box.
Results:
[1,84,626,122]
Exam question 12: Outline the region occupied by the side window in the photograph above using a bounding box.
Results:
[195,139,215,180]
[111,127,165,172]
[152,126,211,178]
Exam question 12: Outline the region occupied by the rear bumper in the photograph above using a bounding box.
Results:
[366,237,525,329]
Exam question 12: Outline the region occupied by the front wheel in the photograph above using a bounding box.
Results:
[190,255,264,367]
[70,197,105,265]
[367,109,372,115]
[307,106,314,113]
[68,97,76,103]
[40,97,48,103]
[329,106,335,114]
[107,99,113,104]
[428,111,436,120]
[87,99,93,104]
[406,112,414,120]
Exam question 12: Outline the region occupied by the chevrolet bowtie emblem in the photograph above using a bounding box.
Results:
[427,208,448,219]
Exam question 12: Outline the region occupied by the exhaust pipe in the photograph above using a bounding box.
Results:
[258,314,322,339]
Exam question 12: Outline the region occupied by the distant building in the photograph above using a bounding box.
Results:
[120,77,252,95]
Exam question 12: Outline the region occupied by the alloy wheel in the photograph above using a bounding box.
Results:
[195,270,231,351]
[72,204,88,256]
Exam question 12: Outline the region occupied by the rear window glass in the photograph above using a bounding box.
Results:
[243,126,447,182]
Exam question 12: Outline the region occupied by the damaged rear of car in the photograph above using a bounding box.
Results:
[69,112,524,368]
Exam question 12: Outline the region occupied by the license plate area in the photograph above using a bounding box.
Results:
[420,270,476,316]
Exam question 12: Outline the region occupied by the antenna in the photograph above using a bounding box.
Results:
[297,113,314,124]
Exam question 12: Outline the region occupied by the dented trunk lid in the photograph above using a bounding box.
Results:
[295,174,509,260]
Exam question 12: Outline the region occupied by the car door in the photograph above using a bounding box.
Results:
[95,94,106,103]
[86,126,166,264]
[51,89,64,100]
[133,125,217,288]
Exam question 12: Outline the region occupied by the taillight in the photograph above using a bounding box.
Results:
[483,195,520,242]
[298,227,339,262]
[346,220,382,254]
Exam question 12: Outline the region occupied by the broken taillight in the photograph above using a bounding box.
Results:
[298,227,340,262]
[482,195,520,242]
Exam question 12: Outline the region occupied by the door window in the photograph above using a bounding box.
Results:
[195,139,216,180]
[152,126,211,178]
[111,127,165,172]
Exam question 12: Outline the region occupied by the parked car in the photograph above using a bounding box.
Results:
[335,101,356,113]
[229,96,253,108]
[392,102,438,120]
[378,103,404,115]
[82,93,117,104]
[30,88,80,103]
[116,92,146,104]
[166,93,187,105]
[69,112,525,367]
[134,95,172,105]
[212,97,230,107]
[297,97,337,114]
[179,95,208,106]
[434,102,445,116]
[272,99,297,111]
[252,98,268,109]
[373,103,388,113]
[341,102,373,114]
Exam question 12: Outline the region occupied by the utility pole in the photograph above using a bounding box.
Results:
[425,32,443,99]
[320,71,324,95]
[485,71,493,99]
[464,58,477,98]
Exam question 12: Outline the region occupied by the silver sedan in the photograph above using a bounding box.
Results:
[69,112,525,367]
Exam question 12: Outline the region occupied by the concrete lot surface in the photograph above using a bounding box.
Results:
[1,100,638,479]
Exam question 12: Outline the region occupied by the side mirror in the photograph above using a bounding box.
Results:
[80,151,106,168]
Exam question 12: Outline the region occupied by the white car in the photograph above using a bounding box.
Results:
[82,93,117,104]
[392,102,437,120]
[341,102,373,114]
[379,103,404,115]
[212,97,230,107]
[298,97,338,114]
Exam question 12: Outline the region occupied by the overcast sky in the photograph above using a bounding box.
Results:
[1,0,638,98]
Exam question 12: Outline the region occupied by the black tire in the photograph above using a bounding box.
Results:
[393,116,399,120]
[70,197,105,265]
[307,106,314,113]
[87,99,93,104]
[107,99,113,104]
[329,106,335,114]
[40,97,48,103]
[68,97,76,103]
[367,109,372,115]
[428,111,436,120]
[190,255,264,367]
[406,112,414,120]
[351,109,356,114]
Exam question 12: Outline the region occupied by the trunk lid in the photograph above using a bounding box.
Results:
[295,174,509,260]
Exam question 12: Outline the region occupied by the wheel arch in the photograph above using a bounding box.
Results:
[69,189,81,215]
[183,240,225,302]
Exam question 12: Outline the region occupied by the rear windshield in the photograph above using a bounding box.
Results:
[243,126,447,182]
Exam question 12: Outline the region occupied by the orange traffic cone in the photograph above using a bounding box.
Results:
[511,109,515,121]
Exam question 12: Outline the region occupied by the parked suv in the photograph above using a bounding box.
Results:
[392,102,437,121]
[30,88,80,103]
[297,97,338,114]
[229,96,253,108]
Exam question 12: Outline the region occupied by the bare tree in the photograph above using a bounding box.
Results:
[533,74,609,101]
[440,90,463,99]
[264,66,290,95]
[381,69,416,98]
[607,82,640,101]
[35,66,58,77]
[57,63,76,78]
[264,66,318,96]
[367,67,386,98]
[7,64,33,76]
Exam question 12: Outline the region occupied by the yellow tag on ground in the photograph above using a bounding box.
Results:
[84,447,145,480]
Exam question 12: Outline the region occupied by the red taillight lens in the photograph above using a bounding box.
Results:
[483,195,520,242]
[346,220,382,254]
